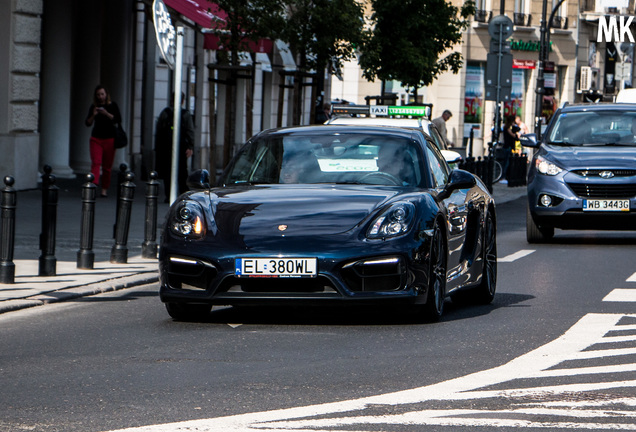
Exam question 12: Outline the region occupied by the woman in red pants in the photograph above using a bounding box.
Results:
[84,85,122,197]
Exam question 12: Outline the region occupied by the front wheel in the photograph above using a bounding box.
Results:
[474,211,497,304]
[421,223,447,322]
[526,205,554,243]
[165,302,212,322]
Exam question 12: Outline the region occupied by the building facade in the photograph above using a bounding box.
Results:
[332,0,631,157]
[0,0,323,190]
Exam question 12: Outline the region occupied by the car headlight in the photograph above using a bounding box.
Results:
[169,201,206,239]
[367,202,415,239]
[535,155,563,176]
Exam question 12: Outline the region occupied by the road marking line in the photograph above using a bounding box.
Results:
[103,313,636,432]
[227,324,242,328]
[603,288,636,302]
[498,249,535,262]
[628,272,636,282]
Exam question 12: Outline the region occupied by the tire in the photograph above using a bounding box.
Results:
[165,302,212,322]
[473,211,497,304]
[526,205,554,243]
[492,161,503,183]
[422,222,447,323]
[451,211,497,305]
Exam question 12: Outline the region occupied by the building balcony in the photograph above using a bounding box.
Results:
[474,9,492,23]
[514,12,532,26]
[551,15,568,30]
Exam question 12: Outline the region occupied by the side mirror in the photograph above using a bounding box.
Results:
[439,169,476,199]
[519,133,539,148]
[186,169,211,190]
[441,149,462,165]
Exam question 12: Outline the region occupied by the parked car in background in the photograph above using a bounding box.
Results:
[521,103,636,242]
[616,88,636,103]
[159,125,497,323]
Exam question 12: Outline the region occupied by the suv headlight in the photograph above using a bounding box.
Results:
[169,201,206,239]
[535,155,563,176]
[367,202,415,239]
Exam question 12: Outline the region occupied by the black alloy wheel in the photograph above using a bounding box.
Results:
[422,222,447,322]
[474,211,497,303]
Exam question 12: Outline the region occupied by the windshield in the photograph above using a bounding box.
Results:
[546,110,636,146]
[222,132,424,187]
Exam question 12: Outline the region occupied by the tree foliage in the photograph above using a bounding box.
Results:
[206,0,286,65]
[281,0,365,72]
[359,0,475,90]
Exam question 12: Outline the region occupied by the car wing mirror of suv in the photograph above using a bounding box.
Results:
[519,133,539,148]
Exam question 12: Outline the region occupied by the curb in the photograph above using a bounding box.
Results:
[0,271,159,315]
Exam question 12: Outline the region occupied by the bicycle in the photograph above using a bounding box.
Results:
[485,144,503,183]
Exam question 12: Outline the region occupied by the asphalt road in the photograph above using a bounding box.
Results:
[0,196,635,432]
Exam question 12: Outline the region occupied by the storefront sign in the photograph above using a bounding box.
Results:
[509,39,553,52]
[513,59,536,69]
[153,0,176,70]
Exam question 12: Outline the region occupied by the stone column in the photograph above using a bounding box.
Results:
[0,0,43,190]
[40,0,75,178]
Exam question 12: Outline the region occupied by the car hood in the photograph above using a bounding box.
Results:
[543,144,636,170]
[209,185,404,237]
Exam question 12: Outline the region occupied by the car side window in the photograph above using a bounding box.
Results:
[428,125,448,151]
[424,140,449,188]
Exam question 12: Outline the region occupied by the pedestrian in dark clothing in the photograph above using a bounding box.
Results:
[155,93,195,203]
[500,115,519,184]
[85,85,122,197]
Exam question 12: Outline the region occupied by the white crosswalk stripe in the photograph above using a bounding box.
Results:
[498,249,535,262]
[105,313,636,431]
[603,273,636,302]
[604,289,636,302]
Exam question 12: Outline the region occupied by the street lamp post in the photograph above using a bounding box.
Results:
[534,0,566,139]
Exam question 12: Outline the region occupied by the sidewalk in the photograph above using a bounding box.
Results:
[0,175,170,314]
[0,177,526,315]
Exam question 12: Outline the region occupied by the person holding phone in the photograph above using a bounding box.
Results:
[85,85,121,197]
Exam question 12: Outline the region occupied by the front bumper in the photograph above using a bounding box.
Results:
[158,236,431,306]
[528,171,636,230]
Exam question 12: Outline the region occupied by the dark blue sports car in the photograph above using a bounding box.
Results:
[159,125,497,322]
[522,103,636,242]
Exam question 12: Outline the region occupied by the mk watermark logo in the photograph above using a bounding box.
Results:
[597,15,635,42]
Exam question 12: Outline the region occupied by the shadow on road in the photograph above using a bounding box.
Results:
[163,292,536,326]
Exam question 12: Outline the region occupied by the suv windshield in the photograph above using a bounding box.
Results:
[222,132,424,187]
[547,110,636,146]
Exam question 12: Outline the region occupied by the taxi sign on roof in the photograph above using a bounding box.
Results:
[331,104,432,119]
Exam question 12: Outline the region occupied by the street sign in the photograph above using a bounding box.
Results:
[490,39,511,54]
[153,0,176,70]
[485,52,513,101]
[488,15,514,40]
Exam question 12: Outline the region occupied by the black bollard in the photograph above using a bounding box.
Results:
[141,171,159,259]
[77,173,97,269]
[39,174,58,276]
[114,163,128,239]
[110,171,136,264]
[0,176,17,284]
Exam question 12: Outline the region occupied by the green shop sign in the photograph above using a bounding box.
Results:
[508,39,553,52]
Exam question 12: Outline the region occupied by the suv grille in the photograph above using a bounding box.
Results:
[567,182,636,198]
[571,169,636,178]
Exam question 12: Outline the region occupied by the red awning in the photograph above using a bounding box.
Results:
[163,0,225,28]
[203,35,273,53]
[164,0,273,54]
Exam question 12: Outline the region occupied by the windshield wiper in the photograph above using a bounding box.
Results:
[547,141,577,146]
[586,142,635,147]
